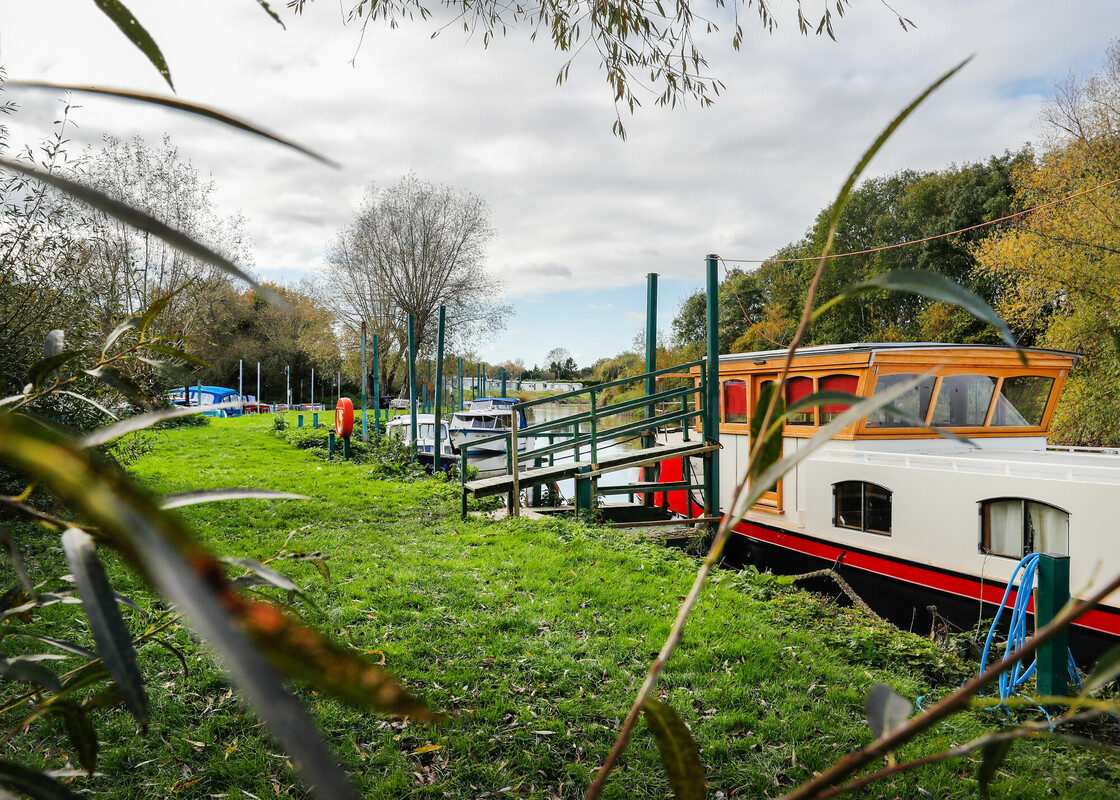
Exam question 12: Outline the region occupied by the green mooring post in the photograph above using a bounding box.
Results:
[457,357,464,410]
[434,306,446,472]
[408,313,418,463]
[297,414,303,428]
[1037,553,1071,696]
[643,271,658,507]
[704,254,721,530]
[361,320,369,443]
[373,333,380,439]
[342,435,352,460]
[329,430,336,459]
[312,412,318,428]
[574,465,593,515]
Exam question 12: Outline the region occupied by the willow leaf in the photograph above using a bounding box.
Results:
[44,700,98,774]
[0,760,85,800]
[78,405,221,448]
[642,698,706,800]
[749,382,784,482]
[0,657,62,692]
[27,350,87,390]
[90,0,173,89]
[101,315,142,357]
[139,343,211,368]
[136,356,190,383]
[57,391,119,420]
[0,157,282,305]
[6,632,97,661]
[160,489,307,510]
[863,683,911,739]
[8,83,335,167]
[1081,644,1120,696]
[61,529,148,726]
[83,365,149,407]
[977,738,1014,798]
[813,269,1017,350]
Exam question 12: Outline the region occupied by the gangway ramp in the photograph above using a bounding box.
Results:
[464,439,718,499]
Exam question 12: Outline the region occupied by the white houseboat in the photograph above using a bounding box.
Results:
[657,343,1120,649]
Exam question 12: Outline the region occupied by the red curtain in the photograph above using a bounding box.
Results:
[724,379,748,422]
[820,374,858,414]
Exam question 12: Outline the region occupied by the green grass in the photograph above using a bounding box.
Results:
[3,414,1119,798]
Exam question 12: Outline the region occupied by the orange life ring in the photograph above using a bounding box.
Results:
[335,398,354,437]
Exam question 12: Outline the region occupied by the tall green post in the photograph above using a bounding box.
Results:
[501,368,507,398]
[458,357,464,410]
[434,306,446,472]
[361,321,369,443]
[372,334,380,438]
[643,272,658,507]
[705,254,721,530]
[408,313,418,462]
[1036,553,1071,696]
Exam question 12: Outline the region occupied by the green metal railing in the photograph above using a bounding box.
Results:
[459,359,710,510]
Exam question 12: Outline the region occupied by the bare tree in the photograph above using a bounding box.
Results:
[325,173,509,394]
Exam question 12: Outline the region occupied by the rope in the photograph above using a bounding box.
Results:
[718,176,1120,265]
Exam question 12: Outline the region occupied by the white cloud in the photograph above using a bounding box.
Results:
[2,0,1116,360]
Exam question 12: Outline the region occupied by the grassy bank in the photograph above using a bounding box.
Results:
[4,414,1118,798]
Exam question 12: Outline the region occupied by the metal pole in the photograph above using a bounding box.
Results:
[458,357,464,410]
[1037,553,1071,696]
[643,272,658,507]
[705,254,721,529]
[501,367,507,398]
[373,334,380,438]
[361,321,369,443]
[434,307,446,472]
[311,367,315,409]
[256,362,260,408]
[408,313,418,462]
[285,366,290,408]
[239,359,243,399]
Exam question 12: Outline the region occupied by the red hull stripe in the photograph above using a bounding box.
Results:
[656,457,1120,638]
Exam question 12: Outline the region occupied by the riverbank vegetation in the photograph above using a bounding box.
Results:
[3,415,1118,798]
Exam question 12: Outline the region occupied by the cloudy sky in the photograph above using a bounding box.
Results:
[1,1,1116,368]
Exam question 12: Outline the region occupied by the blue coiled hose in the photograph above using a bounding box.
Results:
[978,553,1080,702]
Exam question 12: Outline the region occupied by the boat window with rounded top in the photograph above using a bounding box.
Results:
[931,374,997,427]
[990,376,1054,427]
[833,481,892,535]
[980,498,1069,558]
[724,379,748,424]
[785,376,815,425]
[819,374,859,422]
[865,374,936,428]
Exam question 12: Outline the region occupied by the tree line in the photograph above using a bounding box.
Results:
[665,44,1120,446]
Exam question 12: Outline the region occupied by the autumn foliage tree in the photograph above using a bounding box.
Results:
[974,41,1120,445]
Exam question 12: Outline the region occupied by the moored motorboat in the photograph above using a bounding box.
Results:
[385,413,456,471]
[449,398,535,468]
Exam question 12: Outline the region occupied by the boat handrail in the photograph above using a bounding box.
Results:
[816,448,1120,479]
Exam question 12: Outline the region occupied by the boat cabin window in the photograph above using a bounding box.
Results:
[833,481,892,535]
[930,374,996,427]
[724,379,748,424]
[990,376,1054,427]
[785,376,814,425]
[819,374,858,422]
[980,499,1069,558]
[865,374,936,428]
